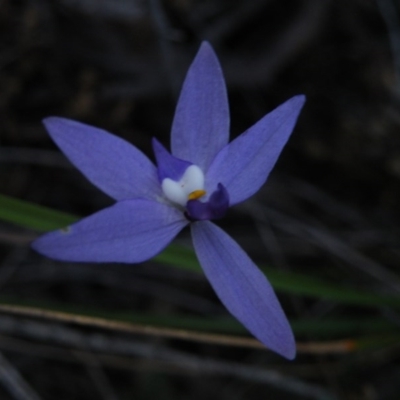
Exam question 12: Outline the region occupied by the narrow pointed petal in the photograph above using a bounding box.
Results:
[32,199,187,263]
[171,42,230,171]
[43,118,162,201]
[191,221,295,359]
[206,95,305,205]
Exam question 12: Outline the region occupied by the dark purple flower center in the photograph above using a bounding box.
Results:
[185,183,229,221]
[152,139,229,221]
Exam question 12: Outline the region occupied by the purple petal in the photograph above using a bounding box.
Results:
[206,95,305,205]
[152,138,192,181]
[171,42,230,172]
[191,221,295,359]
[43,118,162,201]
[32,199,187,263]
[186,183,229,221]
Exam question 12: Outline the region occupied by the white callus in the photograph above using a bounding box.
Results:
[162,165,205,206]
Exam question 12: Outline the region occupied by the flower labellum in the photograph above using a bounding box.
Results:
[32,42,305,360]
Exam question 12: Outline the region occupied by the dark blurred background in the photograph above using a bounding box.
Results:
[1,0,400,399]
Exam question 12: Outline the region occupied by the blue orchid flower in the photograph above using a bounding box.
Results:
[32,42,305,360]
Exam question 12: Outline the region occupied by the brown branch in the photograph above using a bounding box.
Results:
[0,303,356,354]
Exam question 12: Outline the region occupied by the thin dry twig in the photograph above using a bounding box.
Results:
[0,304,356,354]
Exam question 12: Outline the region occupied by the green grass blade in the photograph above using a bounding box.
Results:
[0,193,77,231]
[155,244,400,309]
[2,194,400,309]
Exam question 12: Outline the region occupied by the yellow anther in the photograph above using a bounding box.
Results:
[188,190,206,200]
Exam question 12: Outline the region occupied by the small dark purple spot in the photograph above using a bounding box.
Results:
[186,183,229,221]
